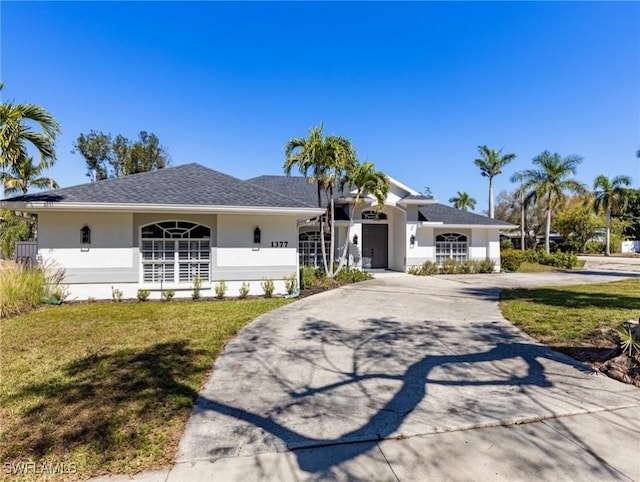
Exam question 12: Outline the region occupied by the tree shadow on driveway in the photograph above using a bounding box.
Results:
[190,318,631,478]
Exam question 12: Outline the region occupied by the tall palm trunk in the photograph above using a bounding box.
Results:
[605,207,612,257]
[488,177,495,218]
[317,182,329,273]
[520,186,525,251]
[336,203,357,275]
[328,186,336,277]
[544,202,552,253]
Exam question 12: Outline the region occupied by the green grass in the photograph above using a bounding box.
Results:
[0,299,289,480]
[500,278,640,346]
[516,259,586,273]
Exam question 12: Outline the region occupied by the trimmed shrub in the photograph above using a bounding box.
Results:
[111,286,124,303]
[501,250,525,272]
[477,259,496,273]
[408,261,439,276]
[214,280,227,299]
[300,265,324,289]
[283,273,298,295]
[458,260,476,274]
[261,277,275,298]
[500,239,514,251]
[238,282,250,299]
[335,267,373,283]
[192,275,203,300]
[441,259,459,274]
[162,289,175,301]
[137,289,150,302]
[584,241,604,254]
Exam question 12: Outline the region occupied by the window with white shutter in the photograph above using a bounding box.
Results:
[140,221,210,284]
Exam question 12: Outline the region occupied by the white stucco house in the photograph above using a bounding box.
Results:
[1,163,512,299]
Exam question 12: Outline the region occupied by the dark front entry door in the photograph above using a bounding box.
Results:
[362,224,388,269]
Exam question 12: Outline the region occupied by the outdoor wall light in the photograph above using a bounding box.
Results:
[81,225,91,245]
[253,227,261,244]
[410,234,416,248]
[353,234,358,245]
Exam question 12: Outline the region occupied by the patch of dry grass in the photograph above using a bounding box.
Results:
[0,299,289,480]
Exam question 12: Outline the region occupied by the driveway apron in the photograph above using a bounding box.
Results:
[176,271,640,479]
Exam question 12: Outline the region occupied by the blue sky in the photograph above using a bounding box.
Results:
[2,1,639,212]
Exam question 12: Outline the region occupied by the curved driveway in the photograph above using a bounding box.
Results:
[174,270,640,481]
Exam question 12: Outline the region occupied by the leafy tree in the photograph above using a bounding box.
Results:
[521,151,586,253]
[448,191,476,211]
[618,188,640,240]
[284,124,357,277]
[335,161,390,274]
[3,154,59,195]
[473,145,516,218]
[123,131,169,176]
[423,186,434,199]
[553,195,603,252]
[73,130,111,181]
[0,209,31,258]
[593,174,632,256]
[494,188,546,249]
[0,83,60,197]
[73,130,170,181]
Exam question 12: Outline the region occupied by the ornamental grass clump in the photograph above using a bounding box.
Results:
[0,261,66,318]
[0,263,46,318]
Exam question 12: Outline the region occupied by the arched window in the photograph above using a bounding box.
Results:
[299,231,330,267]
[435,232,468,265]
[141,221,210,283]
[361,210,387,220]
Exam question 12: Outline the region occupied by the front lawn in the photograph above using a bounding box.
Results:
[516,259,586,273]
[0,299,289,480]
[500,278,639,348]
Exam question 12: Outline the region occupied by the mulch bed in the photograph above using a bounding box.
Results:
[558,344,640,387]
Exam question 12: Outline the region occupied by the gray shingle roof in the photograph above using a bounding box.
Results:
[3,164,317,209]
[403,194,434,201]
[419,204,513,226]
[246,175,350,205]
[246,175,319,206]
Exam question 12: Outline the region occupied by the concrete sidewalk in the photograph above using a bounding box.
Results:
[94,271,640,481]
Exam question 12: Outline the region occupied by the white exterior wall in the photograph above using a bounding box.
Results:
[488,229,501,271]
[38,212,134,268]
[36,211,302,300]
[389,208,406,271]
[407,225,435,267]
[215,214,299,290]
[469,228,489,260]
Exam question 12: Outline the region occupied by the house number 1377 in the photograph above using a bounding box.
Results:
[271,241,289,247]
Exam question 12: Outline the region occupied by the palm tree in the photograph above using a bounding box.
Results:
[0,83,60,198]
[335,161,390,274]
[521,151,586,253]
[510,171,527,251]
[593,174,632,256]
[3,153,59,195]
[474,145,516,218]
[448,191,476,211]
[284,125,357,276]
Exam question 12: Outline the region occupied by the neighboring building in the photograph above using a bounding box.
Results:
[1,163,513,300]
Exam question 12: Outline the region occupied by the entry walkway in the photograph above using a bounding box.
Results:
[95,270,640,481]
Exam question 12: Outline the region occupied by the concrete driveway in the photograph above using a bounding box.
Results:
[172,271,640,481]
